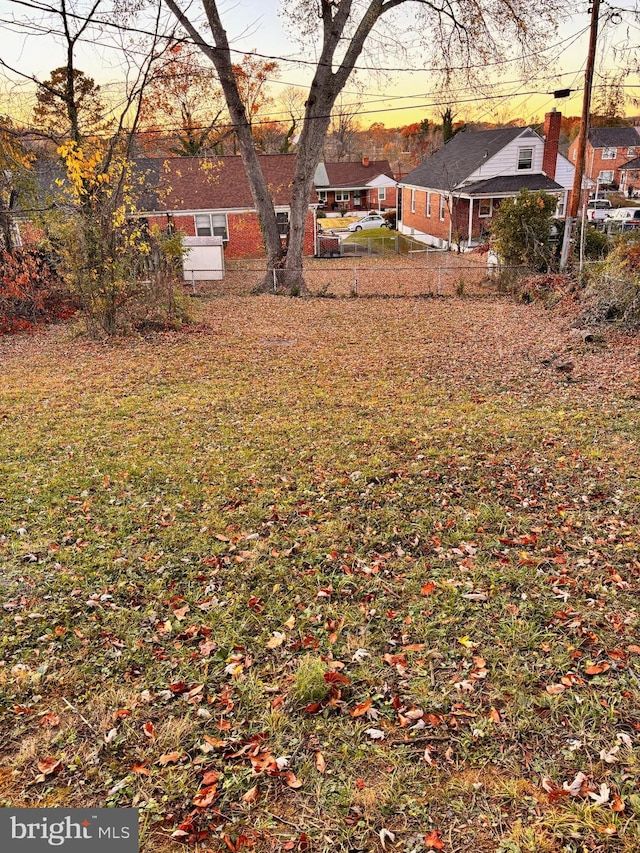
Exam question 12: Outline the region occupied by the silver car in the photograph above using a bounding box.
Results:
[347,214,388,231]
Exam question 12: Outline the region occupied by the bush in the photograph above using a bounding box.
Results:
[316,210,327,219]
[490,190,558,271]
[579,234,640,327]
[0,248,74,334]
[382,209,397,229]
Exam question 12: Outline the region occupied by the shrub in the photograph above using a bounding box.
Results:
[490,190,558,271]
[0,248,74,334]
[382,209,397,229]
[579,234,640,327]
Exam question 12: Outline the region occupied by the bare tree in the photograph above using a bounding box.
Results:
[158,0,564,292]
[326,94,362,160]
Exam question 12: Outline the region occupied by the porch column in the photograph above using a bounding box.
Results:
[468,197,474,246]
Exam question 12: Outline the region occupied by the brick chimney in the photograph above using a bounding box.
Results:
[362,156,370,167]
[542,109,561,180]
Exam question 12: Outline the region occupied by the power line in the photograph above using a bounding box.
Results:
[0,0,605,76]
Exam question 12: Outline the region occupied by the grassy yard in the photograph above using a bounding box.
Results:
[0,293,639,853]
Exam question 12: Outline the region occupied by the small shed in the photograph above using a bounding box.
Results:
[182,236,225,282]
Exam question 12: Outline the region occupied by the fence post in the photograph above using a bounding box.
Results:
[352,267,358,296]
[272,268,277,293]
[437,266,442,296]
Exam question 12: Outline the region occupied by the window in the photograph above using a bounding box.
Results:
[517,147,533,170]
[426,192,431,216]
[410,189,416,213]
[628,147,636,156]
[602,147,617,160]
[598,169,614,184]
[316,190,327,202]
[555,194,565,217]
[478,198,492,218]
[439,194,445,220]
[378,187,386,201]
[195,213,228,241]
[276,212,289,237]
[335,190,350,202]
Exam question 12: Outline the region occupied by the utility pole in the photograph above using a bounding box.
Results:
[560,0,601,271]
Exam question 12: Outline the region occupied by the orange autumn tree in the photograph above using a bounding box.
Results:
[139,48,279,156]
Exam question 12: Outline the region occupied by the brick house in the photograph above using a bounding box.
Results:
[136,155,317,259]
[397,111,574,250]
[313,158,397,212]
[568,126,640,191]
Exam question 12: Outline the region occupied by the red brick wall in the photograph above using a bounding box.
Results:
[568,140,638,186]
[144,211,315,259]
[401,187,451,241]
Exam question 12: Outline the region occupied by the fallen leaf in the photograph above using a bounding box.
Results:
[36,757,62,776]
[588,783,610,805]
[351,698,372,717]
[193,784,218,807]
[242,784,259,803]
[365,728,386,740]
[157,751,183,765]
[284,771,303,788]
[143,721,156,739]
[420,581,436,596]
[585,662,610,675]
[132,763,150,776]
[315,751,326,773]
[424,829,445,849]
[266,631,286,649]
[379,828,395,849]
[39,712,60,728]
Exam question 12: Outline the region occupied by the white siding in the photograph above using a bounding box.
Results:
[466,131,544,183]
[554,154,575,191]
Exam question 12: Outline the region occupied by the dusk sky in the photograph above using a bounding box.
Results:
[1,0,638,126]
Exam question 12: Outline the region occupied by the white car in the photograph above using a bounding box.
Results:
[347,214,388,231]
[586,198,612,222]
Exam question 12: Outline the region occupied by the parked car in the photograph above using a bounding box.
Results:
[347,214,388,232]
[604,207,640,229]
[586,198,612,223]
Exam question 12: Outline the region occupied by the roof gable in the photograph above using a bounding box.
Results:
[400,126,533,190]
[318,159,394,189]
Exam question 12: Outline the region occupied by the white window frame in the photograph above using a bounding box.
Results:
[316,190,327,202]
[410,189,416,213]
[426,192,431,216]
[478,198,492,218]
[378,186,386,201]
[628,147,636,156]
[555,194,565,217]
[602,147,617,160]
[439,194,445,220]
[194,212,228,241]
[517,147,534,171]
[598,169,614,183]
[276,211,289,237]
[335,190,350,202]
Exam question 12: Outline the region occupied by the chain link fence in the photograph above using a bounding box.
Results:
[192,253,498,299]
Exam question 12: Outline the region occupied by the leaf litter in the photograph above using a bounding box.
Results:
[0,295,638,852]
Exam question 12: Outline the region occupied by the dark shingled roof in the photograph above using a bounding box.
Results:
[135,154,301,212]
[461,174,564,195]
[401,127,537,191]
[588,126,640,148]
[319,160,394,189]
[619,156,640,170]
